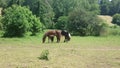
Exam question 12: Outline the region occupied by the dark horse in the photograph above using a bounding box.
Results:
[42,30,71,43]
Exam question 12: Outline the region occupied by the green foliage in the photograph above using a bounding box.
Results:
[105,25,120,36]
[1,0,120,37]
[24,0,54,29]
[67,9,105,36]
[55,16,68,30]
[112,14,120,26]
[7,0,25,6]
[98,23,109,36]
[109,0,120,15]
[0,0,8,8]
[2,5,43,37]
[100,0,120,15]
[30,16,43,36]
[78,0,100,14]
[52,0,78,22]
[38,50,49,60]
[0,0,25,8]
[99,0,111,15]
[0,16,2,30]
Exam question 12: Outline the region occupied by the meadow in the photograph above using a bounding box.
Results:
[0,34,120,68]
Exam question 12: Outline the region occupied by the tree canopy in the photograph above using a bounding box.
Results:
[2,5,43,37]
[0,0,120,36]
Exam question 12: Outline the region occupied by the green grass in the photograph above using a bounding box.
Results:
[0,35,120,68]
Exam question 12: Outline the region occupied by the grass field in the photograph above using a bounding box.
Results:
[0,34,120,68]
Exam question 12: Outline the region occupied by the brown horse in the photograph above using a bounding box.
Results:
[42,30,71,43]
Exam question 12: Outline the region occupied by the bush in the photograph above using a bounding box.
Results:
[108,25,120,36]
[38,50,49,60]
[112,13,120,26]
[2,5,43,37]
[30,16,43,36]
[67,9,105,36]
[55,16,68,30]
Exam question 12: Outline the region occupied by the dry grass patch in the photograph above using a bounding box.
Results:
[98,15,114,26]
[0,36,120,68]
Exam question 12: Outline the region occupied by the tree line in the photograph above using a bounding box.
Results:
[0,0,120,37]
[1,0,120,15]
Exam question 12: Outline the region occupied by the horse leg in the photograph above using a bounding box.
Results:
[50,36,54,42]
[48,35,54,43]
[48,36,53,43]
[42,35,47,43]
[56,36,60,43]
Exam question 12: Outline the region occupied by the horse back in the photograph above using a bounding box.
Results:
[45,30,57,36]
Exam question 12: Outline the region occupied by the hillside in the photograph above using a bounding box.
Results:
[98,15,114,26]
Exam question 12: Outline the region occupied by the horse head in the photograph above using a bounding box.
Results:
[61,30,71,42]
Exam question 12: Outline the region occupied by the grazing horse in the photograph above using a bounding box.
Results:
[42,30,71,43]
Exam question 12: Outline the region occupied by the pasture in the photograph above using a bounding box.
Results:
[0,34,120,68]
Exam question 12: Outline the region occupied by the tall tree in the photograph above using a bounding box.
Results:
[24,0,54,28]
[8,0,25,7]
[109,0,120,15]
[99,0,120,15]
[35,0,54,28]
[0,0,8,8]
[99,0,110,15]
[67,9,103,36]
[88,0,100,14]
[52,0,77,22]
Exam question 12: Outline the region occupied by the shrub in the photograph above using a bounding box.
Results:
[112,13,120,26]
[30,16,43,36]
[98,23,109,36]
[2,5,43,37]
[55,16,68,30]
[67,9,105,36]
[108,25,120,36]
[38,50,49,60]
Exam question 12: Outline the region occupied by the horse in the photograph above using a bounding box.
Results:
[42,30,71,43]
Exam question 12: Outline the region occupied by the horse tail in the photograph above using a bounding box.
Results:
[42,34,47,43]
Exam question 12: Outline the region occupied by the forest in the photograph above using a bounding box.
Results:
[0,0,120,37]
